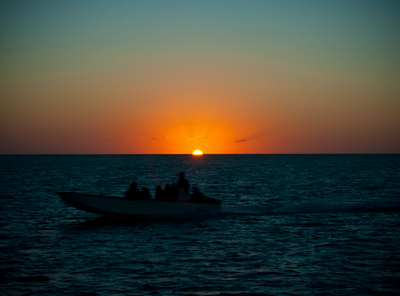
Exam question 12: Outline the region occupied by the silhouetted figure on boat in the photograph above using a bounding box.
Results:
[154,183,180,201]
[164,183,171,200]
[140,187,151,200]
[155,185,165,200]
[171,183,179,200]
[190,187,205,202]
[177,172,190,195]
[125,182,140,199]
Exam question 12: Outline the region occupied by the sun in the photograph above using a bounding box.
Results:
[192,150,203,156]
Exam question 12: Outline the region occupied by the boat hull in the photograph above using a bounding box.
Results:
[57,192,221,216]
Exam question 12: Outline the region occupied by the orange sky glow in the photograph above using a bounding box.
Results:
[1,1,399,154]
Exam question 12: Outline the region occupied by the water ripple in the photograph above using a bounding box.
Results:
[1,155,399,295]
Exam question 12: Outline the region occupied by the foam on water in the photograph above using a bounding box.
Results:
[220,204,273,215]
[274,201,400,213]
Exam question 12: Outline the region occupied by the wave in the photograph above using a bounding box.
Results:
[219,200,400,216]
[220,205,273,216]
[273,201,400,213]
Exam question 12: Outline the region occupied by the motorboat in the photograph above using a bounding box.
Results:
[57,190,221,217]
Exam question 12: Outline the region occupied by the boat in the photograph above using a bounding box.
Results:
[57,191,221,217]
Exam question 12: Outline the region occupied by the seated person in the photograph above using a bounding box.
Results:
[170,183,179,201]
[164,183,171,200]
[155,185,165,200]
[140,187,151,200]
[190,187,205,202]
[125,182,140,199]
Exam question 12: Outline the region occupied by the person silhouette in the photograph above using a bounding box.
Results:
[125,182,140,199]
[190,187,205,202]
[140,187,151,200]
[155,185,165,200]
[171,183,179,200]
[164,183,171,200]
[177,172,190,195]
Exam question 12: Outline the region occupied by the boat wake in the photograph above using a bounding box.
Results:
[218,200,400,216]
[273,200,400,214]
[220,205,273,216]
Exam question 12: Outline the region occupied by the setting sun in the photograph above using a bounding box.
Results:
[192,150,203,155]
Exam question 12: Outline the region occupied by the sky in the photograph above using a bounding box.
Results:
[1,0,399,154]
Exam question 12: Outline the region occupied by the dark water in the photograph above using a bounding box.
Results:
[1,154,399,296]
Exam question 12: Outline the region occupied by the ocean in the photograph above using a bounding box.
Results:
[0,154,399,296]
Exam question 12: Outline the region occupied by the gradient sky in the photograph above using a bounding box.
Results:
[1,0,399,154]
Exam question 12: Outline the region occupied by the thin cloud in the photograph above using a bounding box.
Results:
[234,129,278,143]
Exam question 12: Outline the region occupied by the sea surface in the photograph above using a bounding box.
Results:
[1,154,399,296]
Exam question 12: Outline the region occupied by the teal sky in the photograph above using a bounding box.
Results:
[1,0,399,153]
[3,1,399,80]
